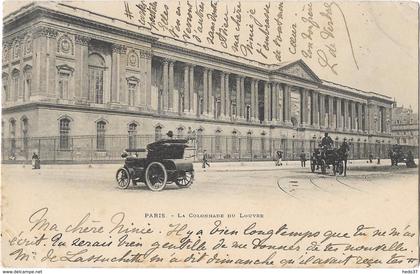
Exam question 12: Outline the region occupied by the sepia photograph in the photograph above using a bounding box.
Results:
[1,0,419,272]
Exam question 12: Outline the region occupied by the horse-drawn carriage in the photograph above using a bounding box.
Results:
[310,145,348,175]
[115,139,194,191]
[389,144,417,168]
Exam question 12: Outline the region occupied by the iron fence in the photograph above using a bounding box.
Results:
[2,135,418,164]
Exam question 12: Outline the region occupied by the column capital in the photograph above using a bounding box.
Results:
[75,34,91,46]
[33,26,58,39]
[112,44,127,54]
[139,49,152,59]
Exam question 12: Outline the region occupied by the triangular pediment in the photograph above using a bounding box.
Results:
[276,60,321,83]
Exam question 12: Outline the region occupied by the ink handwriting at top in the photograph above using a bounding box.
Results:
[206,1,218,45]
[300,2,319,59]
[216,6,229,49]
[317,2,338,75]
[230,2,241,53]
[147,1,159,32]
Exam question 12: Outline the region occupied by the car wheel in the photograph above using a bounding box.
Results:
[176,171,194,188]
[116,168,130,189]
[145,162,167,191]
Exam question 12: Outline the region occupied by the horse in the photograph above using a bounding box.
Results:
[333,144,349,176]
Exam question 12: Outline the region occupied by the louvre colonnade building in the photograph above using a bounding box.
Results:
[2,2,395,160]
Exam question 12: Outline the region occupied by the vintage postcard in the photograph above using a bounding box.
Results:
[1,0,419,271]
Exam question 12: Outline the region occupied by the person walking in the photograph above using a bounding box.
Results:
[299,150,306,167]
[276,150,283,166]
[202,150,210,169]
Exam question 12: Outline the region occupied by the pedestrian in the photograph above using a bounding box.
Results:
[377,156,381,165]
[299,150,306,167]
[276,150,283,166]
[32,152,40,169]
[202,150,210,169]
[369,153,373,163]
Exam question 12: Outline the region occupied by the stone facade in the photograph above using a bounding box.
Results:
[391,105,418,146]
[2,2,395,154]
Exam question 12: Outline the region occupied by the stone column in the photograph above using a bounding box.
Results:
[255,80,260,121]
[271,83,278,122]
[208,69,213,116]
[183,64,189,113]
[225,73,230,118]
[264,82,270,123]
[283,84,292,124]
[277,83,283,123]
[143,51,152,110]
[74,34,90,100]
[250,79,255,121]
[328,96,334,129]
[343,99,349,131]
[362,103,368,132]
[301,88,309,125]
[202,68,208,116]
[168,60,174,111]
[111,45,120,103]
[319,93,326,128]
[236,75,240,119]
[240,76,245,119]
[162,59,169,111]
[189,65,195,114]
[311,91,319,127]
[336,98,342,130]
[357,102,363,132]
[351,101,356,131]
[219,71,225,119]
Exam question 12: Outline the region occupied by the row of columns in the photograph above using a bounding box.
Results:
[156,58,386,134]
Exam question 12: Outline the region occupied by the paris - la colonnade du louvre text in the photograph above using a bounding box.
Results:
[2,2,396,162]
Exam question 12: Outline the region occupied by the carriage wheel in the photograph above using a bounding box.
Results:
[116,168,131,189]
[176,171,194,188]
[145,162,167,191]
[321,160,327,174]
[310,161,315,173]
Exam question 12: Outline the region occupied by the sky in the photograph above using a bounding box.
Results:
[3,0,419,111]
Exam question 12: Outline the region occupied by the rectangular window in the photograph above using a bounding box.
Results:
[128,83,136,106]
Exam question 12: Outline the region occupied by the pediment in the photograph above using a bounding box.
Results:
[276,60,321,83]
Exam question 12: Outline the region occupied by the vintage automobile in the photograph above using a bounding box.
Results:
[115,139,194,191]
[389,144,406,166]
[389,144,417,168]
[310,146,346,175]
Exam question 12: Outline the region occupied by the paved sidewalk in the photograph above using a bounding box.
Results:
[4,158,409,173]
[194,159,398,172]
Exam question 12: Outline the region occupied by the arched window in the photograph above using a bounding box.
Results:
[128,123,137,149]
[232,130,238,153]
[59,118,71,150]
[215,129,221,153]
[246,131,252,154]
[155,125,162,141]
[88,53,105,104]
[96,121,106,150]
[9,119,16,155]
[196,128,203,151]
